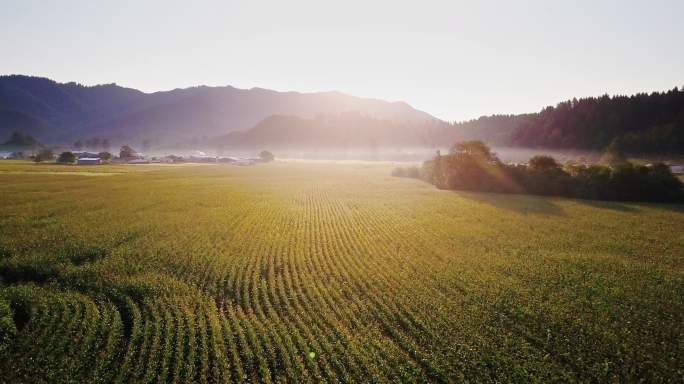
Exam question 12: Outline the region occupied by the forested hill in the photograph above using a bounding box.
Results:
[0,75,436,144]
[210,88,684,154]
[215,113,453,149]
[456,88,684,154]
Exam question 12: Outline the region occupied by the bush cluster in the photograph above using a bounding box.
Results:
[420,141,684,203]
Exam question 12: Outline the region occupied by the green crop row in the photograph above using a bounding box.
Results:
[0,162,682,382]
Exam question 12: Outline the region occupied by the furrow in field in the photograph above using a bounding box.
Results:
[114,297,144,384]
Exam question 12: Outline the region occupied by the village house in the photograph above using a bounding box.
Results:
[77,157,102,165]
[670,164,684,174]
[73,151,100,159]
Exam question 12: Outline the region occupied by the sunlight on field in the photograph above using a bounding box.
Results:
[0,161,682,382]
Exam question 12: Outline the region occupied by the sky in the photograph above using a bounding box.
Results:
[1,0,682,121]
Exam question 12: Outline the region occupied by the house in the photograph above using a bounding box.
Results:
[163,155,184,163]
[234,159,256,166]
[670,164,684,174]
[188,156,217,163]
[73,151,100,159]
[77,157,101,165]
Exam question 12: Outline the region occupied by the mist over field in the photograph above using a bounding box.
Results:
[152,146,602,164]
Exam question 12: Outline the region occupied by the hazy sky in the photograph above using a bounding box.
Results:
[1,0,682,121]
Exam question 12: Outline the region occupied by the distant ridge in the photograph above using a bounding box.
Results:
[0,75,437,145]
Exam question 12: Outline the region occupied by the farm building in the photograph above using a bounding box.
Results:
[188,156,217,163]
[128,158,150,164]
[77,157,101,165]
[235,158,257,166]
[669,164,684,174]
[73,151,100,159]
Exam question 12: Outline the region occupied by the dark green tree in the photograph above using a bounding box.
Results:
[259,150,275,162]
[33,148,55,162]
[57,151,76,164]
[98,151,112,162]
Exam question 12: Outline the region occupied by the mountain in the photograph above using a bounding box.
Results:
[3,75,683,156]
[0,75,437,146]
[0,75,147,140]
[216,113,452,149]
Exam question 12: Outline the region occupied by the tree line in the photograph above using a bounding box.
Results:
[452,88,684,154]
[394,141,684,203]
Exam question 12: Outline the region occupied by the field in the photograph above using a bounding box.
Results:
[0,160,682,383]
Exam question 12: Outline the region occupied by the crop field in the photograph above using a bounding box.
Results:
[0,161,682,383]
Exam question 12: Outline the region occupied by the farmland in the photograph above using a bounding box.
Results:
[0,161,682,383]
